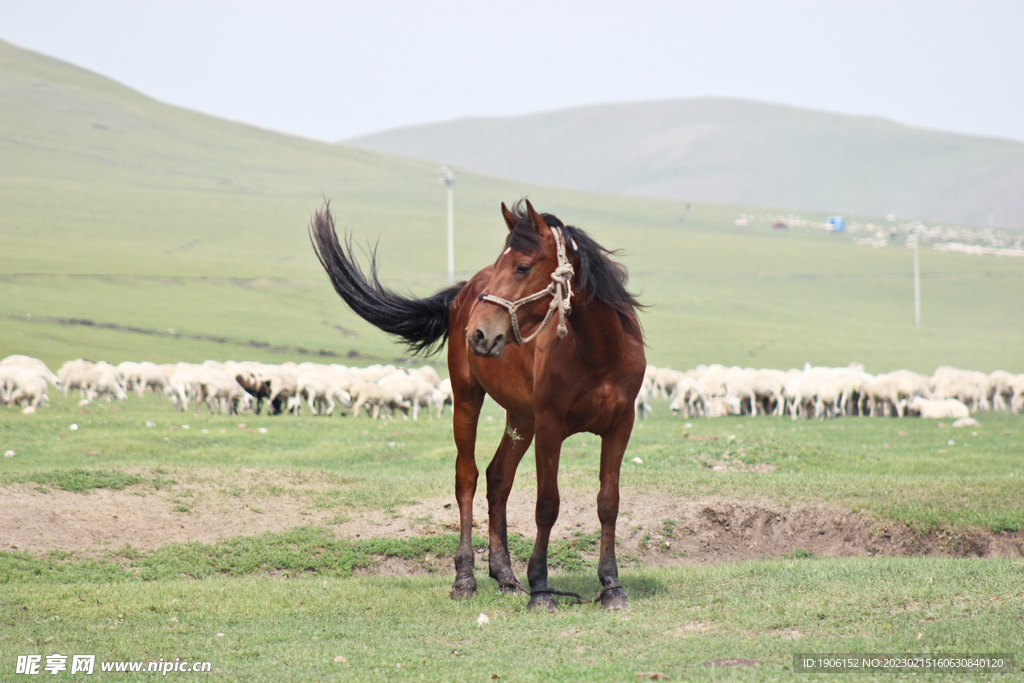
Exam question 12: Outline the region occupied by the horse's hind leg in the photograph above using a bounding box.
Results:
[486,413,534,593]
[450,384,485,600]
[596,413,634,610]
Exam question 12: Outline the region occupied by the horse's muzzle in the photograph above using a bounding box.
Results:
[468,326,507,358]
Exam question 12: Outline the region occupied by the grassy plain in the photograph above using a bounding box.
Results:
[3,561,1021,682]
[1,394,1023,681]
[2,40,1023,681]
[2,393,1023,533]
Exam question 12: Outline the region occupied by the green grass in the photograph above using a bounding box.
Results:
[3,392,1023,532]
[1,561,1021,682]
[2,391,1023,682]
[0,527,608,584]
[14,468,145,493]
[3,391,1024,531]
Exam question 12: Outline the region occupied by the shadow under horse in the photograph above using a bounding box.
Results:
[310,199,646,611]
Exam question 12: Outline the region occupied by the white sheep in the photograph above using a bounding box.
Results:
[697,364,729,400]
[634,373,655,419]
[836,366,872,417]
[1,355,60,390]
[782,369,809,419]
[792,368,840,419]
[193,368,253,415]
[349,381,409,419]
[438,378,454,416]
[668,376,707,418]
[4,368,50,411]
[378,371,441,420]
[724,367,757,416]
[118,361,169,398]
[264,365,299,413]
[166,363,204,411]
[117,361,142,393]
[1009,374,1024,414]
[58,359,95,398]
[907,396,970,419]
[653,367,685,399]
[751,368,787,416]
[409,365,442,388]
[931,367,989,412]
[989,370,1015,411]
[82,362,127,402]
[865,370,928,418]
[0,365,23,404]
[296,370,352,416]
[412,385,446,420]
[350,364,398,384]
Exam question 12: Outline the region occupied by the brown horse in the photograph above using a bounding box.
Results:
[310,199,646,610]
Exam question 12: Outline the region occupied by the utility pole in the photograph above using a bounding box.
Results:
[912,226,921,327]
[440,166,456,283]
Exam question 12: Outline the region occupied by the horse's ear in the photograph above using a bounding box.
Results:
[500,202,517,232]
[524,199,549,235]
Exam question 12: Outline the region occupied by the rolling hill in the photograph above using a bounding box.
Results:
[347,98,1024,229]
[1,39,1022,375]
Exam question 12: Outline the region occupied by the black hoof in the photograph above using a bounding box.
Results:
[490,566,523,594]
[600,586,629,611]
[527,592,557,612]
[450,576,477,600]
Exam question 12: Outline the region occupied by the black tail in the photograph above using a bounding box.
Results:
[309,203,464,356]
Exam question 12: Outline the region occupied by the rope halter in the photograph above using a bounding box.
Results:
[479,226,575,345]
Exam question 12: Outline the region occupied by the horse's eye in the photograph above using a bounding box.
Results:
[515,263,531,274]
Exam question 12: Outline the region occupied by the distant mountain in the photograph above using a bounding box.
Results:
[347,98,1024,229]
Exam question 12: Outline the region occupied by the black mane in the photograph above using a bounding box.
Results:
[505,200,644,339]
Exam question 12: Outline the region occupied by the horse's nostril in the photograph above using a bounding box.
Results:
[494,334,504,345]
[472,329,486,344]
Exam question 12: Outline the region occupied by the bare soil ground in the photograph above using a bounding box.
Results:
[2,471,1021,571]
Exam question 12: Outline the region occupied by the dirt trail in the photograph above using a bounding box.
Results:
[2,477,1021,568]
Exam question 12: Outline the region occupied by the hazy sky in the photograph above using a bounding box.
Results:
[2,1,1023,143]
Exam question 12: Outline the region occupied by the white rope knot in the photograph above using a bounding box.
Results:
[480,226,574,345]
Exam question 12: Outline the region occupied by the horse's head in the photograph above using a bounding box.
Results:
[466,200,573,358]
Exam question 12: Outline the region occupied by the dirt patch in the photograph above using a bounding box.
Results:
[325,489,1024,567]
[2,477,1021,568]
[0,486,338,557]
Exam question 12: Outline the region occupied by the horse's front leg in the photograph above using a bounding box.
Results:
[486,413,534,593]
[596,411,634,610]
[450,387,485,599]
[527,423,564,612]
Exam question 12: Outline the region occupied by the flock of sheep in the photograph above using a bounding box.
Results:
[0,355,452,420]
[3,355,1023,423]
[638,363,1024,420]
